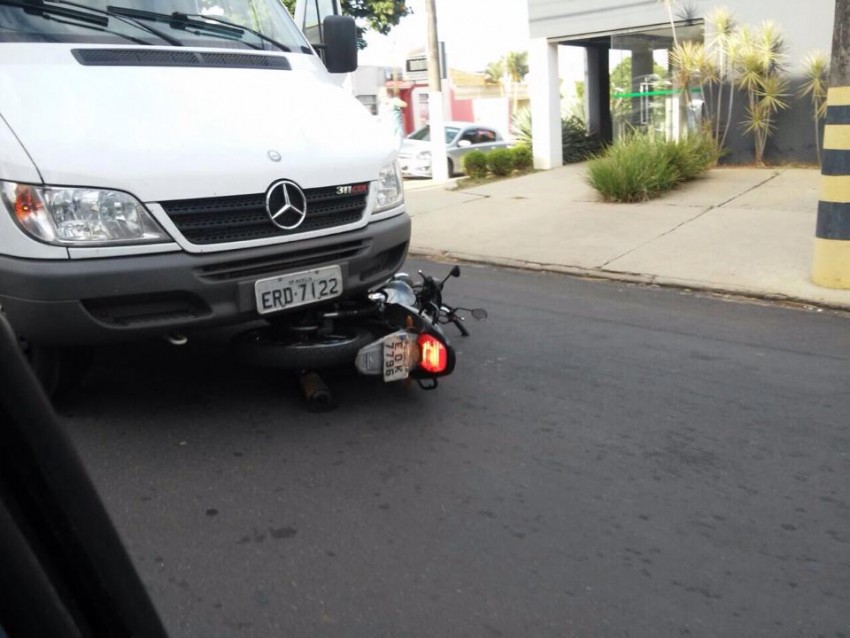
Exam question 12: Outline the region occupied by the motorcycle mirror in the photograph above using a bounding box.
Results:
[439,265,461,287]
[471,308,488,320]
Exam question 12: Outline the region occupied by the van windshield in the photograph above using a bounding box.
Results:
[0,0,311,51]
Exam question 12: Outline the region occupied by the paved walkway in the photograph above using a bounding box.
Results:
[403,164,850,311]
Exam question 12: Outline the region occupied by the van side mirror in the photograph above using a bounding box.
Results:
[294,0,357,73]
[322,15,358,73]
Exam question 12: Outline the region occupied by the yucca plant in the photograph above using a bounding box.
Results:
[511,109,604,163]
[733,22,789,165]
[799,51,830,166]
[670,40,717,117]
[512,107,532,146]
[705,6,738,148]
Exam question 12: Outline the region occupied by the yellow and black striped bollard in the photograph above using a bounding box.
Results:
[813,86,850,288]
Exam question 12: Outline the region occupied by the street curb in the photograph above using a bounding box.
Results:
[408,248,850,314]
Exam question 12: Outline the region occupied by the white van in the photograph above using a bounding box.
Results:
[0,0,409,393]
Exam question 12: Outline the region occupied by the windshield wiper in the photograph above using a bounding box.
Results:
[176,13,292,53]
[53,0,184,45]
[106,6,269,51]
[61,0,183,47]
[0,0,108,27]
[41,13,157,44]
[0,0,184,45]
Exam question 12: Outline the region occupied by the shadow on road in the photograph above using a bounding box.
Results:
[57,337,430,427]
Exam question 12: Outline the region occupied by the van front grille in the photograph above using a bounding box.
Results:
[159,185,368,245]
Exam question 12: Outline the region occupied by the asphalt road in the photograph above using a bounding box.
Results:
[60,259,850,638]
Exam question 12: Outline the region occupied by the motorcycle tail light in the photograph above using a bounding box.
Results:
[417,333,447,374]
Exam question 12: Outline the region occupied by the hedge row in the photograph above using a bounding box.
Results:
[462,146,533,179]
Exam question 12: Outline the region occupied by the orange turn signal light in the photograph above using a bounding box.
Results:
[417,333,447,374]
[14,185,40,222]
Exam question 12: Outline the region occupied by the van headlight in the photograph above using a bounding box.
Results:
[1,182,169,245]
[372,161,404,214]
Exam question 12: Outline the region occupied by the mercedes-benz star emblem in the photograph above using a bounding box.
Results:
[265,180,307,230]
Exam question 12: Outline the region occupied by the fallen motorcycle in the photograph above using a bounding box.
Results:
[231,265,485,407]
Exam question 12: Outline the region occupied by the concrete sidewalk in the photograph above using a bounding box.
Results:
[403,164,850,311]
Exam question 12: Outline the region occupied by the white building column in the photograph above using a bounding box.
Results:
[529,37,562,170]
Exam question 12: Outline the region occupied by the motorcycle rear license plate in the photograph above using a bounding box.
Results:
[383,331,415,382]
[255,265,342,315]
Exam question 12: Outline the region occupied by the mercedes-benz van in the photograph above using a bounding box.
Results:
[0,0,409,393]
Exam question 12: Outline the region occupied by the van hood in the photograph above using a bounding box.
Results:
[0,45,395,202]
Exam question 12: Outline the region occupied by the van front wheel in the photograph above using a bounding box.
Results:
[22,342,93,399]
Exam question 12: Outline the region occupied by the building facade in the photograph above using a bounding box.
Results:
[527,0,835,167]
[352,63,525,140]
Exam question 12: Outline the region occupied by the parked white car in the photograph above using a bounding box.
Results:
[398,122,510,178]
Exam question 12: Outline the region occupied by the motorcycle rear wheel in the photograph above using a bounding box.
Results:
[232,325,374,370]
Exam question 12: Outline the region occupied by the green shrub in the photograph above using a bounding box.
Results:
[487,148,514,177]
[511,109,605,164]
[585,134,677,203]
[561,115,605,163]
[586,132,717,202]
[462,150,489,179]
[666,134,720,180]
[510,145,533,171]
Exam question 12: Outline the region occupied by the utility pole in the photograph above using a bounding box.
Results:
[832,0,850,83]
[812,0,850,287]
[424,0,449,181]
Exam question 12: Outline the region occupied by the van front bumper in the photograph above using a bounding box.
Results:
[0,214,410,346]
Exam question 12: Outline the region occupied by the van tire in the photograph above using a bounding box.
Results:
[24,343,93,399]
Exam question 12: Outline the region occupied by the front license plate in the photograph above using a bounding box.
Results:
[255,265,343,315]
[383,331,416,382]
